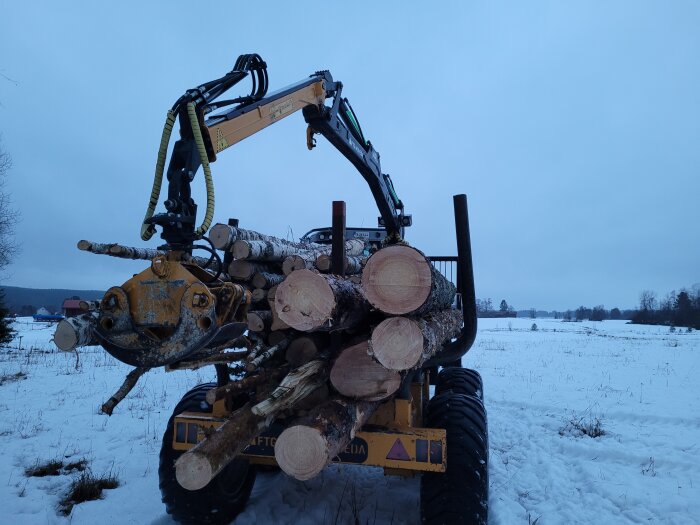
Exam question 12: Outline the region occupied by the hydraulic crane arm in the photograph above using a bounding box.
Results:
[141,54,410,249]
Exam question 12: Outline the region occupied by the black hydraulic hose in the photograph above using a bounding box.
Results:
[190,243,223,281]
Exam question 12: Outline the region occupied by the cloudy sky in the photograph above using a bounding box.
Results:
[1,1,698,311]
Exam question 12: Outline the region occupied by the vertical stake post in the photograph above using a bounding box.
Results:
[331,201,346,277]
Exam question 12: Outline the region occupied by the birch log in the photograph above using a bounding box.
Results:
[282,254,314,275]
[77,240,211,267]
[251,272,285,290]
[275,269,370,332]
[315,254,366,274]
[329,340,401,401]
[274,398,377,480]
[54,314,97,351]
[176,360,326,490]
[228,260,275,281]
[247,310,272,332]
[369,309,463,371]
[361,245,456,316]
[286,334,329,367]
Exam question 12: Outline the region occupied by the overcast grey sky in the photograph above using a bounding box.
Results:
[1,1,698,311]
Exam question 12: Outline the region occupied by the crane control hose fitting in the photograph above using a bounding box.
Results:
[141,110,176,241]
[186,102,216,238]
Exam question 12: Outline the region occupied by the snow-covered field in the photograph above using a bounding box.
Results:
[0,318,698,524]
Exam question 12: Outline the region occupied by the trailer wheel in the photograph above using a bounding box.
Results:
[159,383,256,525]
[421,392,488,525]
[436,367,483,400]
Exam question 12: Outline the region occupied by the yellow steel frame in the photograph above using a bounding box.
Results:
[172,373,445,475]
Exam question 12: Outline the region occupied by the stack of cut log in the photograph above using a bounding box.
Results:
[66,223,463,488]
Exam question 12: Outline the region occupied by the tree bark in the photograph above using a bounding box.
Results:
[100,367,150,415]
[329,340,401,401]
[274,398,377,480]
[369,309,463,371]
[209,223,285,251]
[315,254,366,274]
[361,245,456,316]
[77,240,211,267]
[232,240,321,262]
[246,337,290,372]
[175,403,269,491]
[250,288,268,306]
[176,360,326,491]
[282,254,314,275]
[251,272,285,290]
[285,334,329,367]
[275,269,369,332]
[228,260,275,281]
[246,310,272,332]
[54,314,97,351]
[205,366,289,404]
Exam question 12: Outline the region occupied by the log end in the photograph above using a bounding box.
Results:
[330,341,402,401]
[77,240,90,251]
[361,245,432,315]
[175,453,214,491]
[370,317,423,371]
[54,319,78,351]
[275,425,329,481]
[275,269,334,331]
[209,223,232,250]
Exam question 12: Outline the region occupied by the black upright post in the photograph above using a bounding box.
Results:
[331,201,346,277]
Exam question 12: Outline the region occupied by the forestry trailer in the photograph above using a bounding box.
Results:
[61,53,487,524]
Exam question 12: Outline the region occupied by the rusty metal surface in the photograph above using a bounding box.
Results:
[93,259,245,367]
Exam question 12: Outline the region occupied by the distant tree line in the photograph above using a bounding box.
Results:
[560,306,635,322]
[476,298,517,318]
[631,286,700,329]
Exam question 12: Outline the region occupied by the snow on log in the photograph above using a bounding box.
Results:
[361,245,456,316]
[275,269,369,332]
[369,309,463,371]
[274,398,377,481]
[329,340,401,401]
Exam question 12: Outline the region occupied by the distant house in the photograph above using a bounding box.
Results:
[62,299,83,317]
[33,306,64,322]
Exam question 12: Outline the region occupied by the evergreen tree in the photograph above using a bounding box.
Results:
[0,290,14,345]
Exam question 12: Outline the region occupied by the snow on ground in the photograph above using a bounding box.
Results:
[0,317,698,524]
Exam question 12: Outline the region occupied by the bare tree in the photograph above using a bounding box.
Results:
[0,141,18,271]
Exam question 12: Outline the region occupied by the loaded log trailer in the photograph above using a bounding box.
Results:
[57,54,487,524]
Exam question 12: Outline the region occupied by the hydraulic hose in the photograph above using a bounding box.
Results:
[141,110,176,241]
[187,102,215,238]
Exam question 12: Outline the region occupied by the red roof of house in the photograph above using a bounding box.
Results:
[62,299,82,309]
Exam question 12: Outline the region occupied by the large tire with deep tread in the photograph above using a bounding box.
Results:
[159,383,256,524]
[436,367,483,400]
[421,392,488,525]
